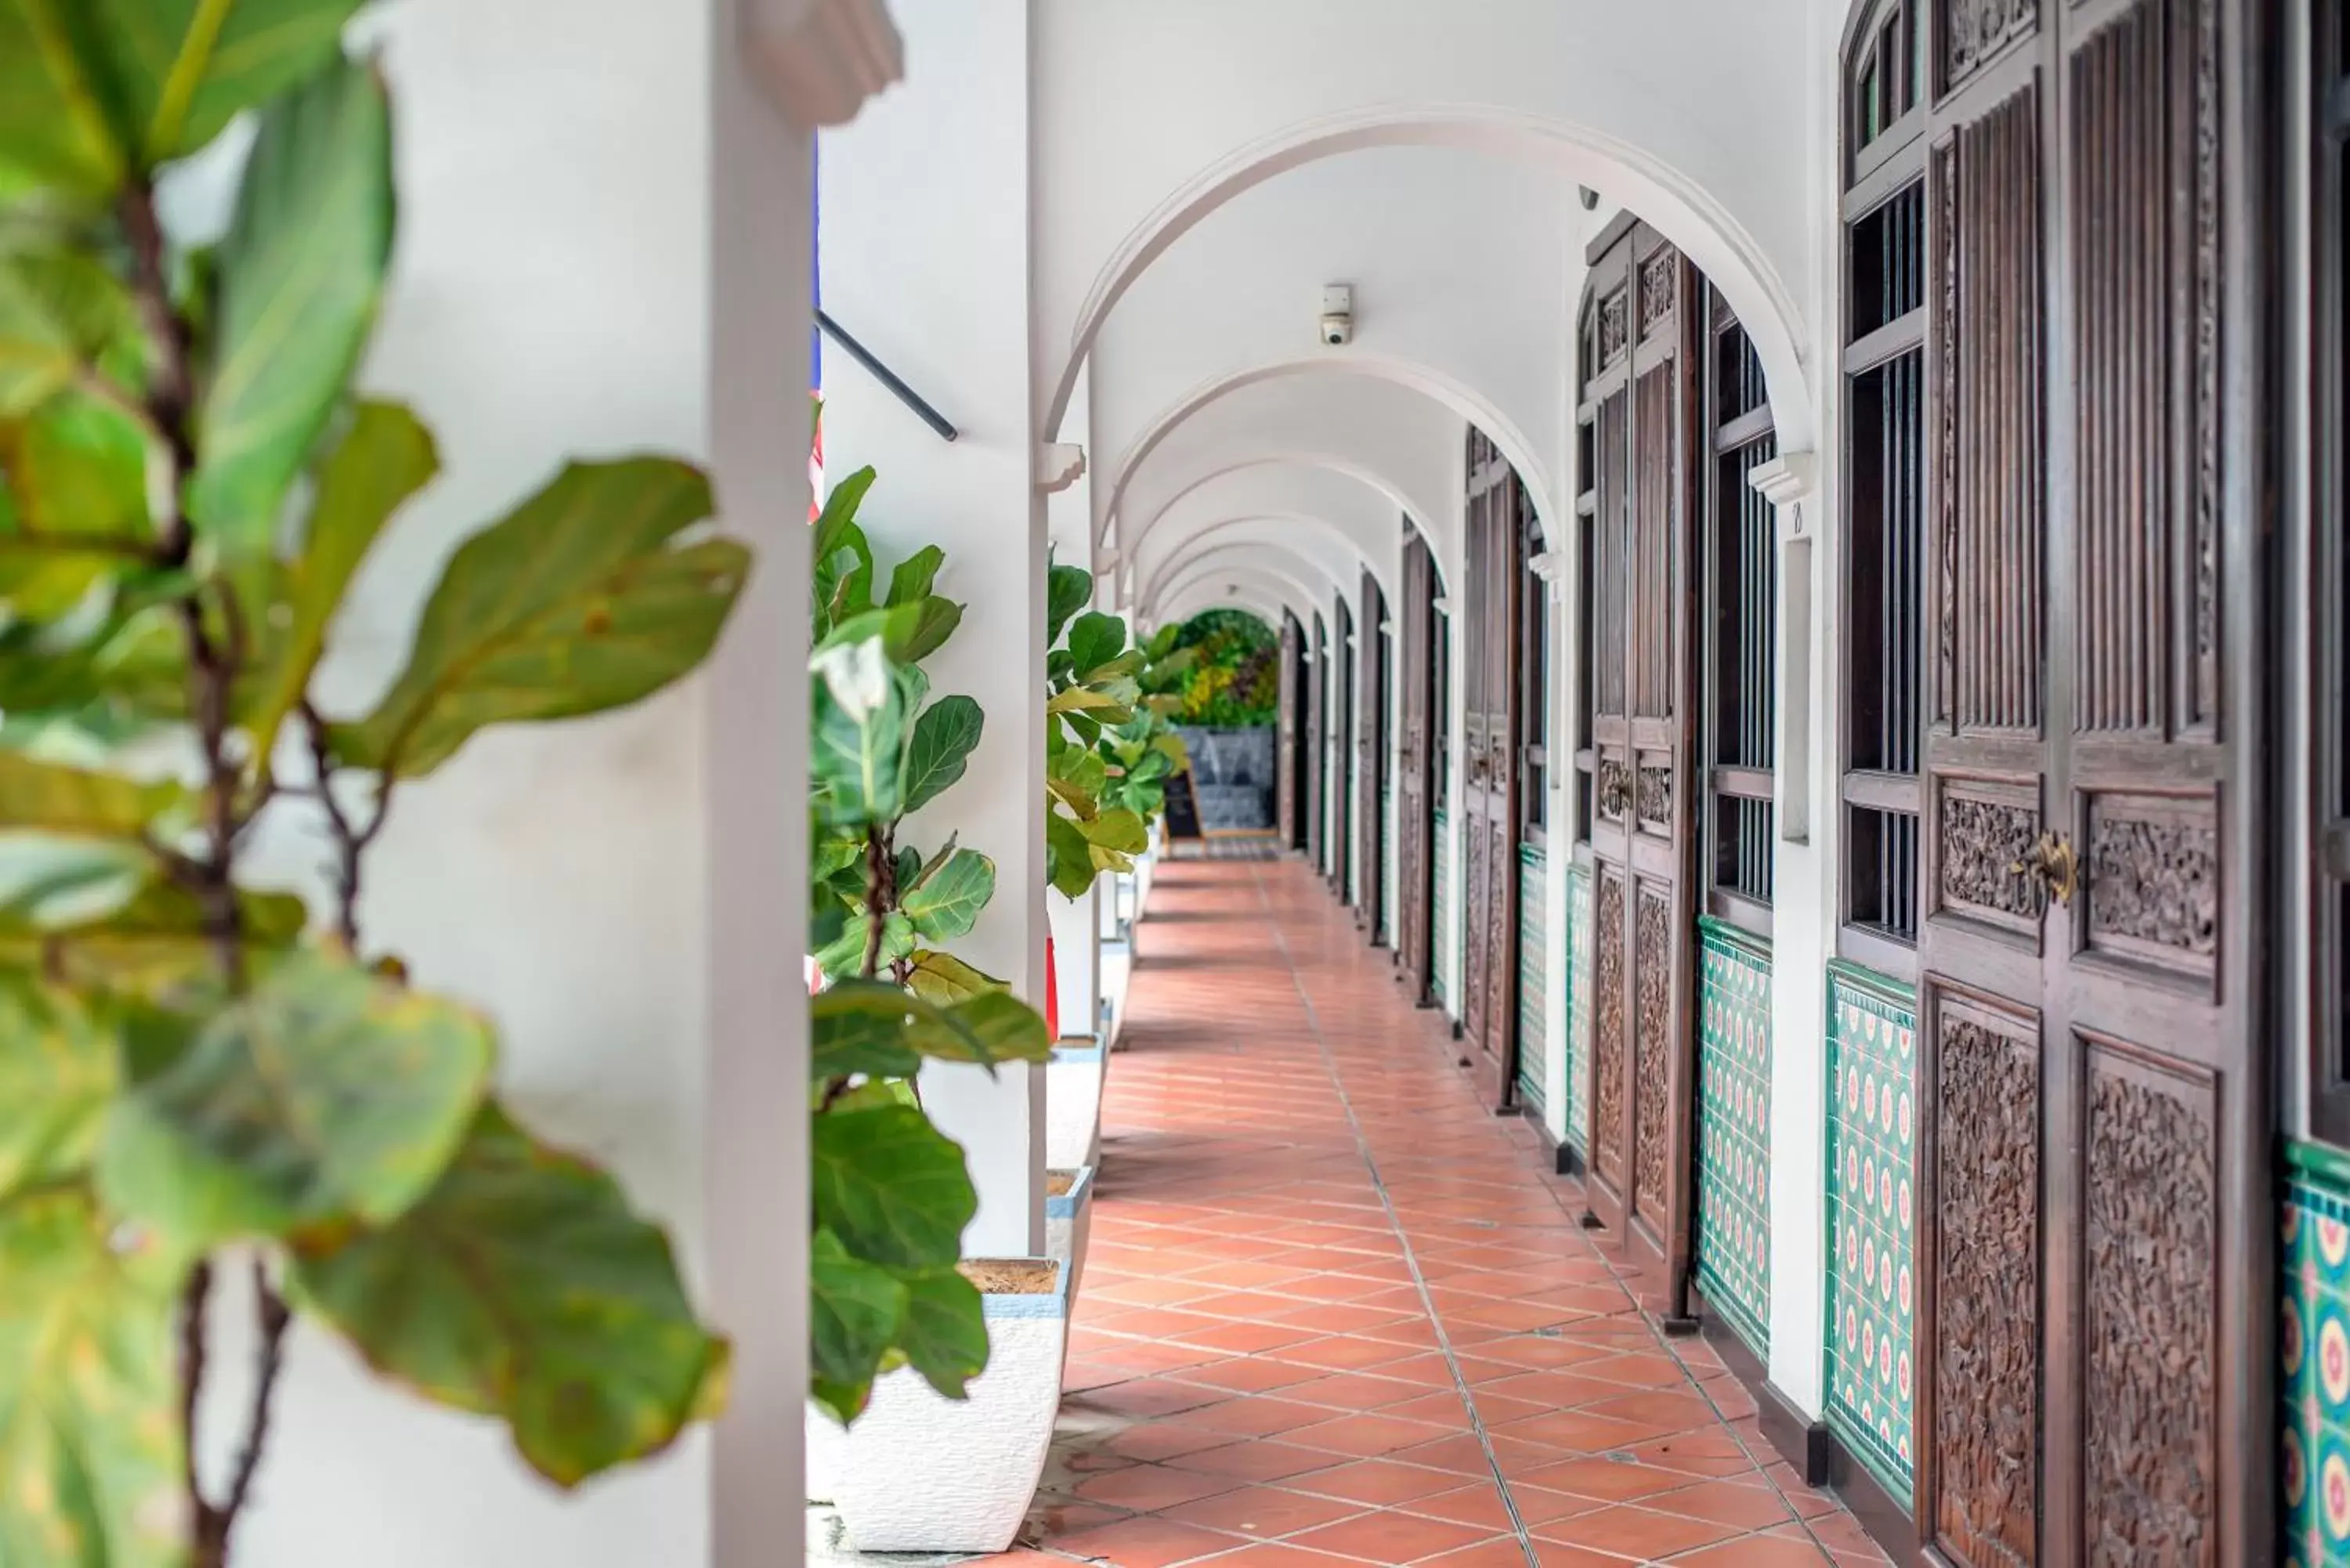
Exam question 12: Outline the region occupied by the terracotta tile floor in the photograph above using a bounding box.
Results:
[992,855,1891,1568]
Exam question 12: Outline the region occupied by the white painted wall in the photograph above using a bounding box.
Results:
[160,0,833,1563]
[819,0,1050,1259]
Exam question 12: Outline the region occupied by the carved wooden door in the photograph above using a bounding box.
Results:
[1344,594,1363,902]
[1278,612,1301,849]
[1460,429,1524,1109]
[1907,0,2263,1561]
[1306,612,1326,871]
[1398,533,1438,998]
[1359,568,1389,935]
[1577,222,1703,1298]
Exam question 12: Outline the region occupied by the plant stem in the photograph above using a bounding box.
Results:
[859,823,897,981]
[300,702,392,948]
[123,176,264,1568]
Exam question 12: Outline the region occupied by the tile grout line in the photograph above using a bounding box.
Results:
[1246,862,1547,1568]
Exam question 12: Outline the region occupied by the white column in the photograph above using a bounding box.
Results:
[1754,452,1830,1416]
[820,0,1048,1259]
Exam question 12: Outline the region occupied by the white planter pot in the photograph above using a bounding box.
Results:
[1047,1166,1096,1294]
[1045,1041,1105,1169]
[833,1259,1069,1554]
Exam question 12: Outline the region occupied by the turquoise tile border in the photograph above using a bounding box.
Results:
[1565,862,1592,1157]
[2285,1141,2350,1567]
[1516,844,1548,1113]
[1824,961,1917,1504]
[1432,809,1451,1010]
[1694,919,1771,1361]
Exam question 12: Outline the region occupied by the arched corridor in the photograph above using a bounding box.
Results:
[1004,858,1886,1567]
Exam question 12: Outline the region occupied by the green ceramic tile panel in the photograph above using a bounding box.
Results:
[1824,962,1917,1503]
[1694,919,1770,1361]
[1565,862,1591,1157]
[2284,1140,2350,1567]
[1431,809,1450,1010]
[1516,844,1547,1112]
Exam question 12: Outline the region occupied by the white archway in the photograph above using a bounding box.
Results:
[1128,455,1440,592]
[1137,512,1386,615]
[1043,105,1816,457]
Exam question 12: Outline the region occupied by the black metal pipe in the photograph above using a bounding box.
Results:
[815,308,958,443]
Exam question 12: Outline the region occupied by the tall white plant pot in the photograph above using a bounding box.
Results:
[1045,1039,1105,1169]
[1047,1165,1095,1387]
[833,1259,1068,1553]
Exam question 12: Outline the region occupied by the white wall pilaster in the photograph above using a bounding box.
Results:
[820,0,1048,1259]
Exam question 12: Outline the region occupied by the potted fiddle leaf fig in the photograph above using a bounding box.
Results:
[0,13,732,1566]
[802,473,1064,1556]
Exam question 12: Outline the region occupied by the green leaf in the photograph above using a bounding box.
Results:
[808,1227,906,1419]
[812,911,913,985]
[884,544,943,609]
[810,1104,974,1272]
[808,637,907,827]
[0,252,139,418]
[906,989,1050,1066]
[1045,809,1095,900]
[1046,562,1093,645]
[904,948,995,1006]
[334,458,748,779]
[811,465,877,571]
[899,848,992,943]
[1047,685,1129,718]
[0,749,183,838]
[90,0,369,165]
[189,53,394,563]
[0,1187,183,1568]
[0,882,307,999]
[289,1100,728,1488]
[808,979,922,1082]
[237,399,436,768]
[888,594,962,665]
[897,1266,987,1400]
[0,5,127,205]
[0,974,115,1199]
[1083,807,1149,856]
[900,694,982,816]
[1065,611,1126,677]
[0,394,153,623]
[99,951,494,1249]
[0,835,148,929]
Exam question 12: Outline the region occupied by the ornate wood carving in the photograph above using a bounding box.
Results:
[1593,868,1627,1185]
[1948,84,2044,735]
[1639,251,1676,335]
[1945,0,2036,88]
[2084,1046,2215,1563]
[2188,0,2220,730]
[2084,796,2220,963]
[1929,1003,2041,1567]
[1463,807,1490,1042]
[1599,289,1629,369]
[1633,888,1671,1216]
[1934,140,1959,731]
[1936,791,2041,923]
[1636,764,1672,833]
[1485,818,1513,1045]
[1598,755,1631,821]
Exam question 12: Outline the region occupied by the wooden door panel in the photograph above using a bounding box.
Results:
[1631,880,1673,1225]
[1911,0,2254,1557]
[1360,569,1386,933]
[1592,863,1629,1190]
[1278,616,1300,848]
[1400,537,1435,997]
[1917,981,2044,1568]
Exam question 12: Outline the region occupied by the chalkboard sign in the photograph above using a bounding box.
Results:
[1162,769,1203,840]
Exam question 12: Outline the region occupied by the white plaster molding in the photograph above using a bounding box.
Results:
[1036,441,1087,493]
[742,0,904,130]
[1748,450,1819,537]
[1528,547,1568,601]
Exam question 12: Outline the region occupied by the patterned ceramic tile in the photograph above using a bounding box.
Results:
[1565,862,1592,1159]
[1694,919,1771,1361]
[1824,963,1917,1501]
[1431,809,1451,1010]
[2285,1142,2350,1568]
[1515,844,1548,1112]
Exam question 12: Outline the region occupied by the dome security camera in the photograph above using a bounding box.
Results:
[1319,283,1354,347]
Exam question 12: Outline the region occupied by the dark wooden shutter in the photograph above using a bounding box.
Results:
[1399,531,1439,998]
[1905,0,2265,1560]
[1278,612,1301,849]
[1360,568,1389,937]
[1462,429,1525,1109]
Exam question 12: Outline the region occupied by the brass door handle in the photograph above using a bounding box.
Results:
[2009,830,2081,906]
